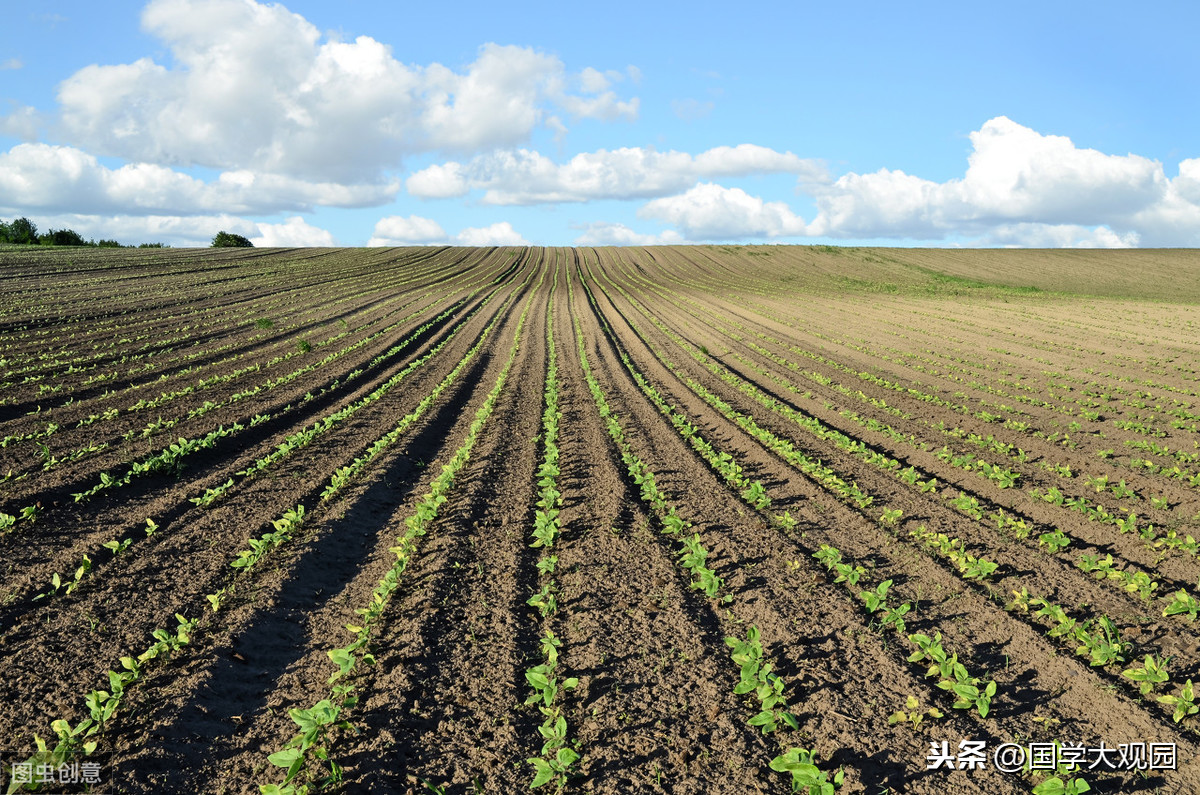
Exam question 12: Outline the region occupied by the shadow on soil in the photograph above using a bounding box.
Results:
[121,349,494,790]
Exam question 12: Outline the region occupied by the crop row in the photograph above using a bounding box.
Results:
[569,268,844,792]
[260,267,541,794]
[13,272,535,787]
[584,254,1198,729]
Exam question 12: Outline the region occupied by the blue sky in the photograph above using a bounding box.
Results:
[2,0,1198,247]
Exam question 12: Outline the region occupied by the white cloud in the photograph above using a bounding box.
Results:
[52,0,639,184]
[694,145,824,179]
[404,162,469,199]
[1175,158,1200,204]
[804,116,1200,246]
[0,106,40,141]
[807,168,949,240]
[671,98,714,121]
[956,117,1164,221]
[408,144,825,204]
[367,215,527,246]
[560,67,637,120]
[1,58,22,71]
[579,67,612,93]
[639,183,808,240]
[0,143,398,215]
[455,221,528,246]
[252,216,336,247]
[572,222,684,246]
[557,92,639,123]
[367,215,447,246]
[974,223,1140,248]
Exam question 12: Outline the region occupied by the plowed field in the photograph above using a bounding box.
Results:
[2,245,1199,794]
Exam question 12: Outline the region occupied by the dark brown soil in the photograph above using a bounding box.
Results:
[2,245,1199,794]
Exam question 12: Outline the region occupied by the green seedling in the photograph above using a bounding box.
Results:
[64,555,92,596]
[524,667,578,709]
[207,588,227,612]
[1038,529,1071,553]
[1072,616,1129,667]
[726,625,798,735]
[7,718,100,795]
[33,572,63,601]
[833,563,865,586]
[959,556,998,580]
[267,686,357,789]
[527,583,558,617]
[1078,553,1116,577]
[768,747,844,794]
[772,511,798,532]
[528,747,580,790]
[880,602,911,634]
[907,632,996,718]
[1122,654,1170,695]
[1032,776,1091,795]
[741,480,771,510]
[814,545,842,569]
[1110,480,1137,500]
[102,538,133,556]
[1162,589,1199,621]
[661,510,688,536]
[1158,679,1198,723]
[859,580,891,613]
[940,674,996,719]
[678,534,727,600]
[888,694,944,729]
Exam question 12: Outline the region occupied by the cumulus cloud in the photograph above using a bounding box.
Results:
[366,215,526,246]
[1175,158,1200,204]
[404,162,469,199]
[572,222,684,246]
[252,216,336,247]
[455,221,529,246]
[0,106,40,141]
[1,58,22,71]
[973,223,1140,248]
[579,67,613,94]
[53,0,638,184]
[638,183,807,240]
[804,116,1200,246]
[367,215,448,246]
[0,143,398,215]
[407,144,824,204]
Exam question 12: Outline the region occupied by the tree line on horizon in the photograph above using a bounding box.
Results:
[0,216,255,248]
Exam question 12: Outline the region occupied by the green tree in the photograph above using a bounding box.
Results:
[6,217,38,245]
[40,228,88,246]
[211,231,254,248]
